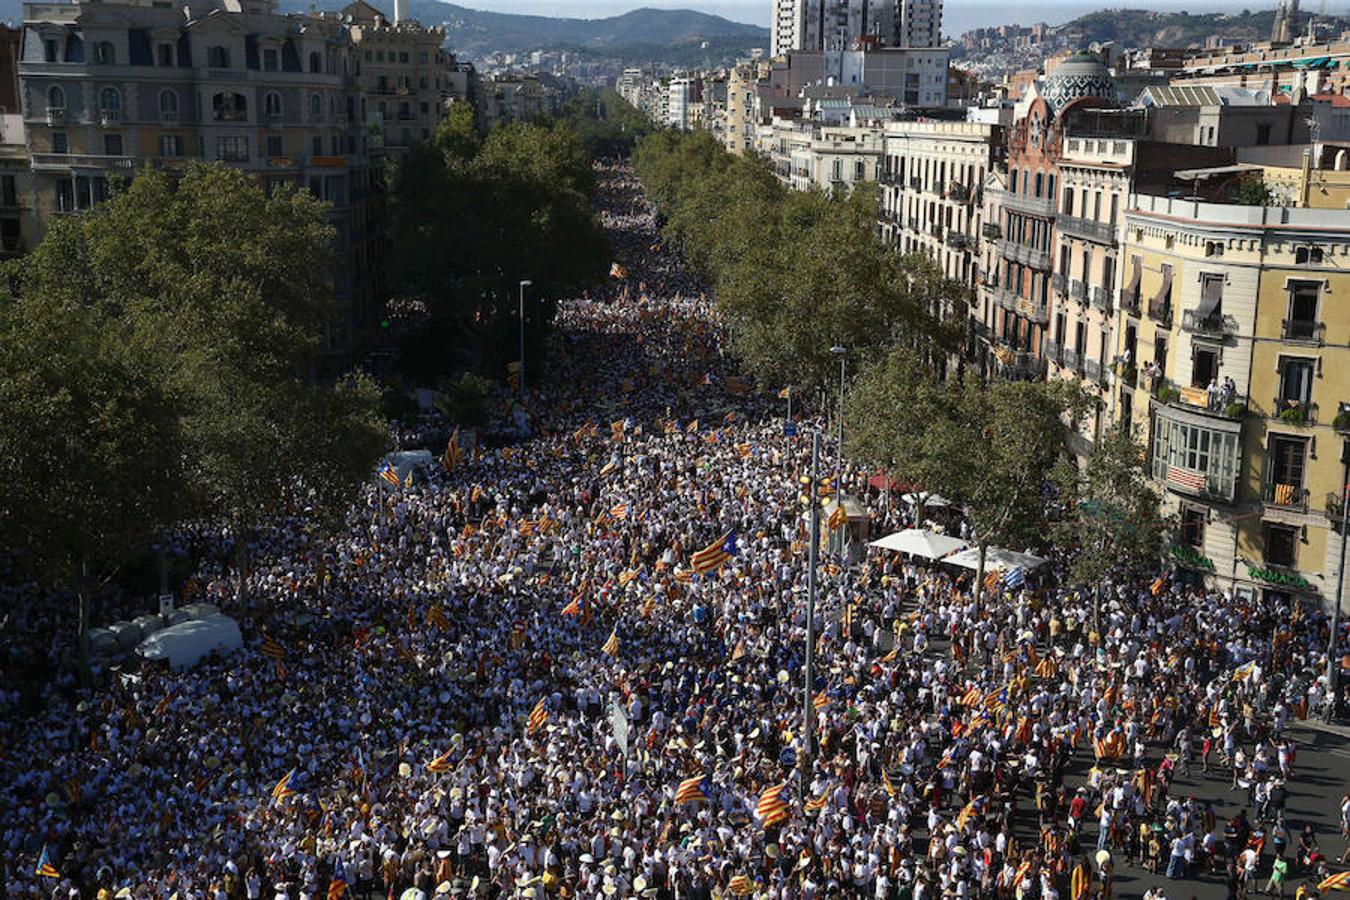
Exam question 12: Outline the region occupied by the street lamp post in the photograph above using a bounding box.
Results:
[802,430,821,773]
[830,346,847,470]
[518,279,532,404]
[1327,450,1349,722]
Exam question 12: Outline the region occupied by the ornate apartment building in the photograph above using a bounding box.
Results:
[878,119,1001,299]
[343,0,455,156]
[18,0,386,349]
[1113,194,1350,610]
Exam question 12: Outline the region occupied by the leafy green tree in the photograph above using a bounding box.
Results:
[935,379,1091,601]
[0,299,184,681]
[387,119,609,381]
[1051,423,1164,632]
[433,102,482,164]
[556,88,652,158]
[634,131,964,394]
[848,355,1088,601]
[12,163,389,607]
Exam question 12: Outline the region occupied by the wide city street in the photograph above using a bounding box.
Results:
[4,163,1349,900]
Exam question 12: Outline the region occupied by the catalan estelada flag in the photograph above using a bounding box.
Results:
[560,594,581,617]
[827,504,848,530]
[674,774,710,803]
[1319,871,1350,892]
[260,634,286,661]
[756,783,789,827]
[778,387,792,399]
[804,788,828,812]
[35,844,60,878]
[691,529,736,575]
[377,461,400,486]
[601,628,619,657]
[882,768,896,798]
[426,750,453,773]
[271,767,297,802]
[728,875,754,895]
[328,858,348,900]
[443,429,464,472]
[609,504,629,520]
[812,690,830,710]
[527,697,549,734]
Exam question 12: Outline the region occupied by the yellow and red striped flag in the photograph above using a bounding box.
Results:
[601,628,619,657]
[426,750,453,773]
[674,775,710,803]
[804,788,829,812]
[271,767,297,803]
[527,697,549,734]
[691,530,736,575]
[756,782,789,827]
[728,875,754,895]
[1319,872,1350,892]
[260,634,286,661]
[812,691,830,710]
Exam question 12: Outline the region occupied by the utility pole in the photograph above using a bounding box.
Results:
[518,279,532,405]
[802,431,821,771]
[1327,451,1349,722]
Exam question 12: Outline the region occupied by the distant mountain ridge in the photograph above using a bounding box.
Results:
[273,0,767,58]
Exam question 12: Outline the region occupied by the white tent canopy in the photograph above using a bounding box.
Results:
[943,546,1048,572]
[868,528,968,560]
[900,492,953,508]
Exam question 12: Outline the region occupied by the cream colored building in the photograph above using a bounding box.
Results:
[767,118,883,196]
[1112,193,1350,611]
[1046,134,1131,451]
[879,119,1000,296]
[343,0,452,156]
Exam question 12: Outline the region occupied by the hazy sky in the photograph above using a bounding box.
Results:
[456,0,1310,37]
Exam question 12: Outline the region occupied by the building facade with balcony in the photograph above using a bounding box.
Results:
[988,52,1118,386]
[343,1,452,157]
[878,119,1001,297]
[1114,193,1350,611]
[1047,133,1129,451]
[18,0,382,352]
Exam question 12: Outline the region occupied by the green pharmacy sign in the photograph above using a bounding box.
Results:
[1171,545,1216,571]
[1245,564,1310,589]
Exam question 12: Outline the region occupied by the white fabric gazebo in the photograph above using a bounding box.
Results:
[899,492,953,508]
[942,546,1047,573]
[868,528,968,560]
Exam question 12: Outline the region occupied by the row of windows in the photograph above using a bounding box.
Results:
[48,86,356,123]
[51,36,342,76]
[1008,168,1056,201]
[363,49,430,64]
[47,129,356,159]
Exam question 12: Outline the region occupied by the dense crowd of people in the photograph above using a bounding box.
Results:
[2,163,1349,900]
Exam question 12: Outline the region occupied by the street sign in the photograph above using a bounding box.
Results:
[779,747,797,768]
[783,421,798,437]
[158,593,174,617]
